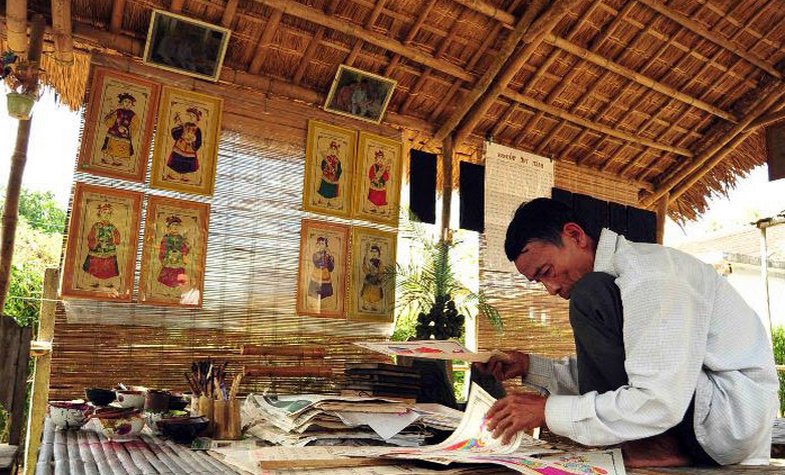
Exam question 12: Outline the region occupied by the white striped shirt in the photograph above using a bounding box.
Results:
[525,229,779,465]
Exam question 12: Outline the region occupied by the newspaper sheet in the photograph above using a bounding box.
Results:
[354,339,504,363]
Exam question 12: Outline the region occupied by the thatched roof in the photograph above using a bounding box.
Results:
[5,0,785,222]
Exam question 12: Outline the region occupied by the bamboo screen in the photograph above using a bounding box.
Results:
[477,163,643,364]
[49,62,400,399]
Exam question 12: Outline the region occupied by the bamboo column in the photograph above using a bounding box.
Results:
[0,14,44,312]
[655,193,668,244]
[23,268,58,475]
[440,134,455,239]
[51,0,74,64]
[5,0,28,55]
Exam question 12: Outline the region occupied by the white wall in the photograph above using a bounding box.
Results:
[725,263,785,330]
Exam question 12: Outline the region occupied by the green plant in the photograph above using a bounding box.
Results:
[772,326,785,415]
[391,211,502,341]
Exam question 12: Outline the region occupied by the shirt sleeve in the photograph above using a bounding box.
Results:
[544,273,709,445]
[525,354,580,396]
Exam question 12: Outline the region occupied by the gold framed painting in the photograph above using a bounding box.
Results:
[61,183,143,301]
[302,120,356,218]
[150,86,223,196]
[352,132,402,226]
[77,68,161,182]
[296,219,349,319]
[348,226,396,322]
[324,65,397,124]
[138,196,210,307]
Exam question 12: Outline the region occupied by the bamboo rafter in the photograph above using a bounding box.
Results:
[345,0,388,67]
[428,0,549,146]
[248,9,283,74]
[382,0,437,76]
[636,0,783,79]
[5,0,28,54]
[221,0,240,28]
[292,0,341,86]
[110,0,125,33]
[170,0,185,14]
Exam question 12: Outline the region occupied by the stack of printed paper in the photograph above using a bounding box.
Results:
[241,393,462,448]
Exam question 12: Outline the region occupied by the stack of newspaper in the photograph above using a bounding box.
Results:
[241,393,464,447]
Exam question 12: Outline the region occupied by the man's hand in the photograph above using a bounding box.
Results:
[486,392,547,444]
[473,351,529,382]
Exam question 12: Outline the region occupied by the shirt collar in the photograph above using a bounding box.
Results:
[593,228,620,276]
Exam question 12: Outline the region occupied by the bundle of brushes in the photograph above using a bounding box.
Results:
[184,359,244,400]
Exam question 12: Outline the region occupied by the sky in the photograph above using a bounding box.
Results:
[1,91,784,243]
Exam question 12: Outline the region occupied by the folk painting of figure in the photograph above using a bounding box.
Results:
[77,68,160,182]
[139,196,210,307]
[323,65,397,124]
[296,219,349,319]
[62,183,142,301]
[150,86,223,196]
[302,120,356,218]
[348,227,396,322]
[352,132,402,226]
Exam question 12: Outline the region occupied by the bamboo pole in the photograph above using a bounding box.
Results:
[429,0,551,147]
[344,0,388,67]
[248,9,283,74]
[249,0,474,82]
[0,15,45,312]
[221,0,240,28]
[240,345,326,357]
[383,0,437,76]
[544,34,737,123]
[641,84,785,207]
[637,0,782,80]
[747,107,785,131]
[5,0,28,55]
[452,0,516,25]
[243,365,333,378]
[440,134,454,236]
[292,0,340,85]
[503,88,694,157]
[51,0,74,64]
[655,193,668,244]
[23,268,58,475]
[109,0,126,34]
[170,0,185,13]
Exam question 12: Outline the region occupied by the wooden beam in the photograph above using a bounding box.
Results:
[450,0,579,147]
[656,193,669,243]
[110,0,126,33]
[451,0,516,25]
[637,0,782,79]
[504,88,693,157]
[248,8,283,75]
[170,0,185,13]
[6,0,28,54]
[546,35,737,123]
[384,0,437,76]
[51,0,74,64]
[345,0,388,66]
[641,84,785,206]
[221,0,240,28]
[440,134,455,234]
[251,0,475,82]
[747,107,785,130]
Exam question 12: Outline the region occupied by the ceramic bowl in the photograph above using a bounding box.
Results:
[146,410,188,435]
[48,401,92,430]
[94,408,145,441]
[115,390,145,409]
[167,394,189,411]
[158,416,209,443]
[84,388,116,406]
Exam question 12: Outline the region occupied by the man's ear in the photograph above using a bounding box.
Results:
[562,222,588,247]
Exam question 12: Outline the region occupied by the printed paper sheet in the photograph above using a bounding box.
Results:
[353,339,504,363]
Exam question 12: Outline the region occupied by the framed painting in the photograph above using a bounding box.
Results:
[352,132,403,226]
[61,183,143,301]
[138,196,210,307]
[77,68,160,182]
[324,65,397,124]
[348,226,396,322]
[143,9,231,82]
[302,120,356,218]
[150,86,223,196]
[296,219,349,319]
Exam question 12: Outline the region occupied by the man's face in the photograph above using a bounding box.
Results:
[512,225,594,300]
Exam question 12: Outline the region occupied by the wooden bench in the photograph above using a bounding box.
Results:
[0,316,32,475]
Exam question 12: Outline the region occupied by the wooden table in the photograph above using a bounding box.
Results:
[34,419,241,475]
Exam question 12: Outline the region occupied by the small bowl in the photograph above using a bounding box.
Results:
[146,410,188,435]
[167,395,189,411]
[115,390,145,409]
[94,408,145,441]
[48,401,92,430]
[85,388,116,406]
[158,416,209,443]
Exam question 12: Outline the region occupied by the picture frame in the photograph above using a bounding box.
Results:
[302,120,357,218]
[143,9,231,82]
[324,65,397,124]
[296,219,350,319]
[138,196,210,307]
[150,86,223,196]
[77,67,161,182]
[348,226,397,322]
[352,132,403,226]
[61,183,143,301]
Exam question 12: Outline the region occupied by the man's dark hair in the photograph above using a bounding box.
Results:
[504,197,600,261]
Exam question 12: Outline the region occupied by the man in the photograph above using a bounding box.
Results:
[479,197,778,467]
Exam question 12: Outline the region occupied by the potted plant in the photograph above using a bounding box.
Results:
[1,51,40,120]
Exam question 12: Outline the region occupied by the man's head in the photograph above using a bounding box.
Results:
[504,198,599,299]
